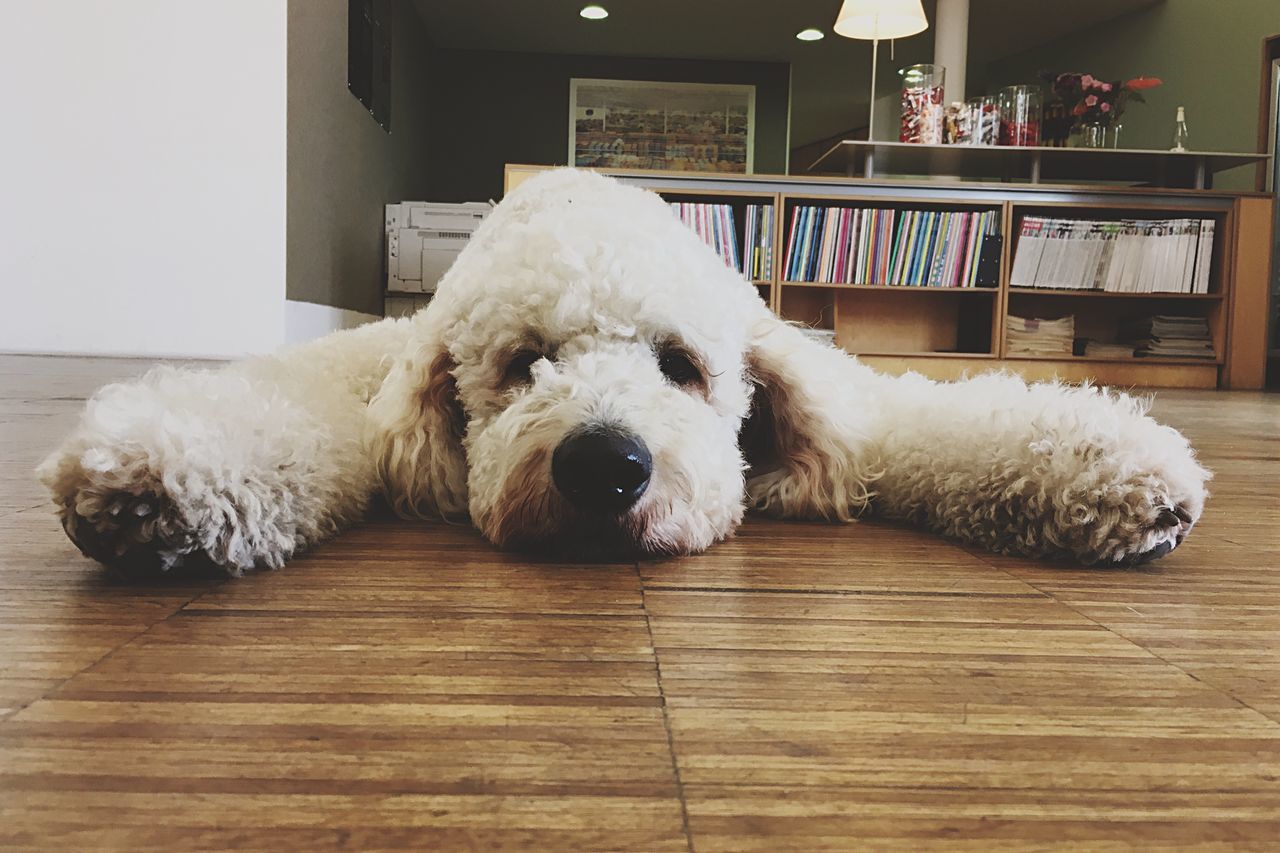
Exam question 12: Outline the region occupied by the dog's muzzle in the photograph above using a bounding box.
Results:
[551,426,651,513]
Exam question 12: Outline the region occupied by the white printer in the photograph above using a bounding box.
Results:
[385,201,491,295]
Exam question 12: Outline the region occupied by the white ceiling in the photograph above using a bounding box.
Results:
[411,0,1162,146]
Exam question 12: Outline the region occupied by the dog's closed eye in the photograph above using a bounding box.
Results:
[658,342,708,395]
[500,348,543,388]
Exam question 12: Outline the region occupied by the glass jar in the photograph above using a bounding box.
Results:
[1080,120,1107,149]
[998,85,1042,146]
[900,64,945,144]
[1108,122,1124,149]
[961,96,1000,146]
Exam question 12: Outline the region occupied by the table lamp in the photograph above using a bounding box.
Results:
[833,0,930,142]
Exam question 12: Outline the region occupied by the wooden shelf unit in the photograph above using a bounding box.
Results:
[505,165,1274,389]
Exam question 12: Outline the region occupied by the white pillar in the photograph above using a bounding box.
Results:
[933,0,969,103]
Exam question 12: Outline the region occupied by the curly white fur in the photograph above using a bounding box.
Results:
[39,168,1210,576]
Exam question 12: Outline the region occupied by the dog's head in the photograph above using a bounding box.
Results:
[368,169,874,558]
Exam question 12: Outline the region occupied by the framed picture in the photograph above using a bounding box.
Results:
[569,78,756,173]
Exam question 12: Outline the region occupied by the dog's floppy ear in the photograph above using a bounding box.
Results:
[367,338,469,519]
[740,313,880,521]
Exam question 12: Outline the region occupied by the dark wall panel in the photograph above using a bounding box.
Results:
[424,49,791,202]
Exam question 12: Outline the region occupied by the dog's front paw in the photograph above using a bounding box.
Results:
[41,436,294,579]
[1092,499,1197,567]
[59,486,209,580]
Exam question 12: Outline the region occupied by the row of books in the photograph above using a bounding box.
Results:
[1006,313,1216,359]
[1010,216,1215,294]
[671,202,739,271]
[741,204,776,280]
[782,207,1001,287]
[669,202,776,280]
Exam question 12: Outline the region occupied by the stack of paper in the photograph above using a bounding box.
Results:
[1006,314,1075,356]
[799,327,837,345]
[1122,315,1215,359]
[1080,339,1138,358]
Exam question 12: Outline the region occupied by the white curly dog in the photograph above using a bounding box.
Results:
[40,169,1210,578]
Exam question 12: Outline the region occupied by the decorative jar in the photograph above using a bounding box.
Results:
[998,85,1042,146]
[1080,120,1108,149]
[900,64,945,144]
[961,96,1000,146]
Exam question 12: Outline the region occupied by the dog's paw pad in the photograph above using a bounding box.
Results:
[1103,502,1196,567]
[63,491,203,581]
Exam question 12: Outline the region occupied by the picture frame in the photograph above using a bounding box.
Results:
[568,78,756,173]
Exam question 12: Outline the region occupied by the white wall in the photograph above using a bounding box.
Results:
[0,1,288,358]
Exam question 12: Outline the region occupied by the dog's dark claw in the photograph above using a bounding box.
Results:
[1137,539,1175,563]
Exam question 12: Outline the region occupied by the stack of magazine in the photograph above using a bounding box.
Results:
[783,207,1000,287]
[1010,216,1215,293]
[671,202,775,281]
[1078,339,1138,358]
[1006,314,1074,356]
[1122,315,1215,359]
[799,327,837,345]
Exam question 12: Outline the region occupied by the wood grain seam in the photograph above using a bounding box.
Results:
[0,583,218,724]
[638,565,697,853]
[966,552,1280,731]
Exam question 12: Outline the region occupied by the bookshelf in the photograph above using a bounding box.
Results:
[505,165,1274,390]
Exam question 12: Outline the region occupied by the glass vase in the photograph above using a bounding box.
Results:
[1080,121,1108,149]
[997,85,1042,146]
[961,96,1000,146]
[1107,122,1124,149]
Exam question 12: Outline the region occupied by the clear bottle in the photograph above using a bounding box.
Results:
[1171,106,1190,152]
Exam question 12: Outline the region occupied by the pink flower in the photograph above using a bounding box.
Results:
[1080,74,1096,88]
[1100,102,1111,113]
[1100,82,1113,93]
[1085,94,1099,107]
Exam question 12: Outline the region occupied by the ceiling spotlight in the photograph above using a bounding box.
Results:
[796,28,825,41]
[580,5,609,19]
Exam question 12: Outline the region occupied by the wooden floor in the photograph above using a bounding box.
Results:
[2,354,1279,850]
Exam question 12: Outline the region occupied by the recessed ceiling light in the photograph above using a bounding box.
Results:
[580,5,609,20]
[796,28,824,41]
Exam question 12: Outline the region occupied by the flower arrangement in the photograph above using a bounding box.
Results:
[1042,72,1163,127]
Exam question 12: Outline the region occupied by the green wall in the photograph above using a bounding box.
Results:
[986,0,1280,190]
[423,50,791,202]
[286,0,434,315]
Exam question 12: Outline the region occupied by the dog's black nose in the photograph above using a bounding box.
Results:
[552,427,652,513]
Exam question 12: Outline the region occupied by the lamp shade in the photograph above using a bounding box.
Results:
[833,0,928,40]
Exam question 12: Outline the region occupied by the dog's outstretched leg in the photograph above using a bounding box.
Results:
[38,318,414,578]
[864,371,1211,565]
